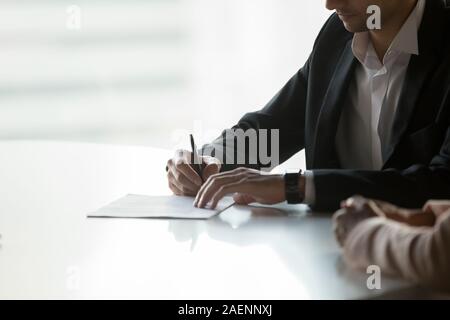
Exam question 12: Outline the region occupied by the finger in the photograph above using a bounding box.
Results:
[371,199,399,215]
[347,195,367,207]
[168,155,195,186]
[170,166,200,193]
[366,200,387,217]
[194,168,251,206]
[332,219,345,247]
[202,155,221,168]
[423,200,450,216]
[169,153,202,191]
[371,199,392,208]
[334,221,348,247]
[423,201,433,213]
[175,161,203,187]
[194,172,221,206]
[195,174,245,208]
[333,224,343,247]
[197,167,259,206]
[168,170,198,196]
[209,178,249,209]
[333,208,347,220]
[336,229,346,247]
[349,195,368,210]
[169,177,196,197]
[173,151,203,186]
[202,158,221,181]
[169,181,183,196]
[341,197,356,208]
[332,208,348,234]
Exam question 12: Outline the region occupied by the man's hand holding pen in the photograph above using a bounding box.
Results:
[166,149,221,197]
[166,136,305,208]
[166,149,301,208]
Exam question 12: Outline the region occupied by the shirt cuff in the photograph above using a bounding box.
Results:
[304,170,315,205]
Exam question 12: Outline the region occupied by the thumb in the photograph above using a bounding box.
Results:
[201,156,221,181]
[423,201,450,217]
[233,193,256,205]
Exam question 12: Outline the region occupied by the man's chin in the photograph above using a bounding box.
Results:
[341,21,368,33]
[336,14,367,33]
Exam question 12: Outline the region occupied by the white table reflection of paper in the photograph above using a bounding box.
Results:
[88,194,235,219]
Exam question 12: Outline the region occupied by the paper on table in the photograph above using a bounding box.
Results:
[88,194,235,219]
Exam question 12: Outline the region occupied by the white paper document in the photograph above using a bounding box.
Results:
[88,194,235,219]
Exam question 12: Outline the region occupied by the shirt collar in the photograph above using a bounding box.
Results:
[351,0,426,67]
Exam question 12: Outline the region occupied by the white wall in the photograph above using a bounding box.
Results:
[0,0,330,160]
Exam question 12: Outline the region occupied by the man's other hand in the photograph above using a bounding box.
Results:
[193,167,285,209]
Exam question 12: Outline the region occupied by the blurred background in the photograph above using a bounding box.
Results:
[0,0,329,157]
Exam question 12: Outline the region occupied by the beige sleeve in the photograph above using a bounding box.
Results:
[343,211,450,292]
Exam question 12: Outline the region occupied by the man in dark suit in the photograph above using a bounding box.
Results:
[166,0,450,211]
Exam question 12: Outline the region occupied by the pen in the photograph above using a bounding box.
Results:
[190,134,204,183]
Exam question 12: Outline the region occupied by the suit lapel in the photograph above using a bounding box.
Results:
[382,51,438,164]
[383,0,445,166]
[313,40,356,168]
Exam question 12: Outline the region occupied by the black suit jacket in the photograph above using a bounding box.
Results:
[203,0,450,211]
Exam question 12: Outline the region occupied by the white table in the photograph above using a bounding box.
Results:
[0,141,418,299]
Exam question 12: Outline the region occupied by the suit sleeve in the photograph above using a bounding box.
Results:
[200,15,336,172]
[312,125,450,211]
[201,60,309,172]
[343,211,450,292]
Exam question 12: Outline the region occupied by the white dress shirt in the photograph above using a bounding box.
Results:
[304,0,426,204]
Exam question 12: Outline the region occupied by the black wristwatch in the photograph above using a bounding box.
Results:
[284,169,304,204]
